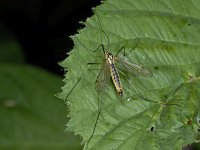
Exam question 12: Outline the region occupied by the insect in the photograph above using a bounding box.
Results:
[64,9,185,150]
[63,12,155,149]
[80,13,153,100]
[94,44,153,98]
[84,42,153,148]
[77,13,154,148]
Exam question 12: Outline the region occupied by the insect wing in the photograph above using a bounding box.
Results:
[116,58,153,77]
[95,62,110,92]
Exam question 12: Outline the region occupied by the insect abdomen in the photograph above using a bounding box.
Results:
[110,63,123,97]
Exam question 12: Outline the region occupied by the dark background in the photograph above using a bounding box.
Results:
[0,1,101,148]
[0,0,101,75]
[0,0,199,149]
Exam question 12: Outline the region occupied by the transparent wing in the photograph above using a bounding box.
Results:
[95,62,110,92]
[116,58,153,77]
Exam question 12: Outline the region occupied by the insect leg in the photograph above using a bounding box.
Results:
[101,44,105,54]
[115,38,140,57]
[65,65,87,101]
[129,86,181,107]
[115,46,125,57]
[74,35,102,53]
[85,63,110,148]
[85,93,103,149]
[65,62,101,101]
[95,12,111,51]
[125,38,140,56]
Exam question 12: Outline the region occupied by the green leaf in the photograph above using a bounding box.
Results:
[59,0,200,149]
[0,64,82,150]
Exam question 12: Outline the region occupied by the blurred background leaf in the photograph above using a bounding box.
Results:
[0,64,81,150]
[0,0,101,149]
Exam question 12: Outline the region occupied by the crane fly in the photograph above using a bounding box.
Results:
[65,38,153,100]
[82,13,153,148]
[65,13,153,100]
[95,44,153,98]
[84,43,153,148]
[69,12,183,149]
[90,13,153,98]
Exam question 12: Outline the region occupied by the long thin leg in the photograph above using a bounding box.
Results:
[115,46,125,57]
[85,94,102,149]
[115,38,140,57]
[95,12,111,51]
[126,38,140,56]
[74,35,103,53]
[101,44,105,54]
[93,44,103,53]
[85,82,110,149]
[65,65,88,101]
[65,62,101,101]
[85,63,109,148]
[129,87,181,107]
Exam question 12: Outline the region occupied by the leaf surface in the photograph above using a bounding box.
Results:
[59,0,200,149]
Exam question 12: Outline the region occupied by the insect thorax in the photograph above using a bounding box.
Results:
[105,52,115,64]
